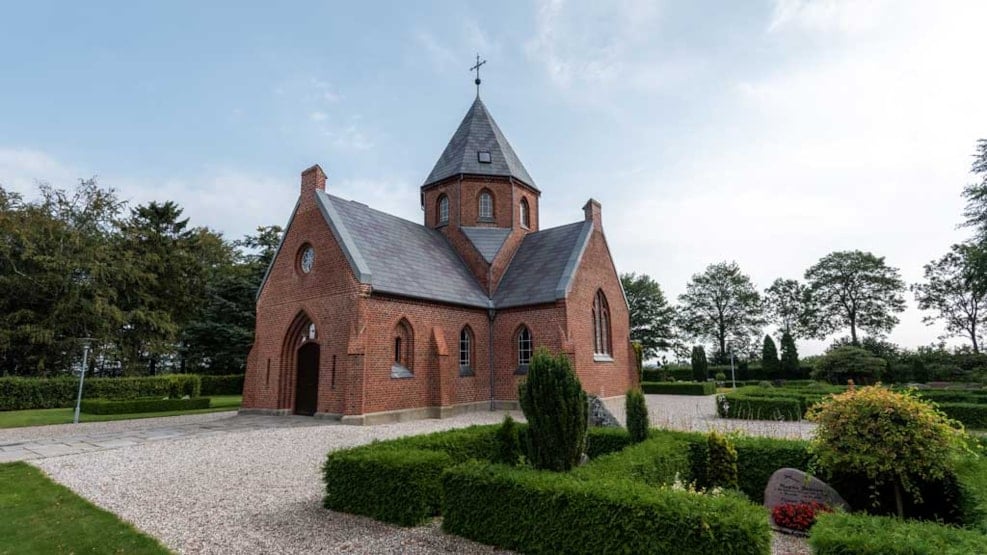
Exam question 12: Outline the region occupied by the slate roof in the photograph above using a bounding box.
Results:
[423,97,538,190]
[461,227,512,263]
[493,221,593,309]
[316,192,491,308]
[282,192,596,311]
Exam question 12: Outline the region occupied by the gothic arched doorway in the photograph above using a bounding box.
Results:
[295,342,320,416]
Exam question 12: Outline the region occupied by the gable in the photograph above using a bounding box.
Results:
[493,221,593,309]
[317,192,491,308]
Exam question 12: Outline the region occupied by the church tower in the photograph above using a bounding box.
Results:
[421,97,541,293]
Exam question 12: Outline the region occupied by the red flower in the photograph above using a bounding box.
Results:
[771,501,833,531]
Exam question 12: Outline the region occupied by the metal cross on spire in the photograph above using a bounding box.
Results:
[470,54,486,97]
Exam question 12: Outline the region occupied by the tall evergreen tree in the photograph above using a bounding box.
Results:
[761,335,780,379]
[691,345,708,382]
[779,330,800,377]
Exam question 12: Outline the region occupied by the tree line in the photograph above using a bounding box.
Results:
[623,139,987,367]
[0,180,282,377]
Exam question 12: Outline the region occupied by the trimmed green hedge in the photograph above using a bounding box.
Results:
[322,425,636,526]
[809,512,987,554]
[323,425,501,525]
[80,397,211,415]
[938,403,987,429]
[0,375,202,411]
[585,426,634,459]
[642,381,716,395]
[199,374,244,396]
[716,393,803,421]
[324,448,452,525]
[575,433,694,486]
[442,461,772,555]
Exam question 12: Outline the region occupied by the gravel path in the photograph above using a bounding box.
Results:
[30,396,812,554]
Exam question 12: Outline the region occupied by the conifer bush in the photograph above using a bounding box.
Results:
[518,348,587,472]
[625,388,649,443]
[494,415,524,466]
[706,431,739,490]
[761,335,780,379]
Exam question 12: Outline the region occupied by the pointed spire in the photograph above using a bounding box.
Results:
[423,97,538,190]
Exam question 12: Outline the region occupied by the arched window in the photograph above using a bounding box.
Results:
[459,326,474,376]
[479,190,493,220]
[519,198,530,228]
[593,290,612,356]
[392,319,413,378]
[516,325,533,369]
[437,194,449,226]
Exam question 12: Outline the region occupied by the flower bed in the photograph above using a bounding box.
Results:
[771,501,832,533]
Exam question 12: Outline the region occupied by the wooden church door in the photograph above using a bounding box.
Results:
[294,342,320,416]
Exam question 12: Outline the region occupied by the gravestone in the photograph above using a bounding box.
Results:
[763,468,850,511]
[587,395,621,428]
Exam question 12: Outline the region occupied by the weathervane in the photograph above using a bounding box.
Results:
[470,54,486,96]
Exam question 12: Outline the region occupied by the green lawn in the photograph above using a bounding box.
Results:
[0,395,241,429]
[0,462,169,554]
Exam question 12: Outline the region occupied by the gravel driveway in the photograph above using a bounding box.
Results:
[31,396,812,554]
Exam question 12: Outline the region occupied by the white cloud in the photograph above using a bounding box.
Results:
[768,0,892,34]
[309,111,328,122]
[0,147,296,241]
[0,148,79,194]
[596,1,987,355]
[524,0,683,96]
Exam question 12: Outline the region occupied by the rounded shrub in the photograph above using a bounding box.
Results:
[811,346,887,384]
[625,388,649,443]
[807,385,967,516]
[518,348,588,472]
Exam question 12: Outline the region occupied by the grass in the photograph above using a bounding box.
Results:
[0,395,241,429]
[0,462,169,554]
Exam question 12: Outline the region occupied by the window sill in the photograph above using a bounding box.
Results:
[593,354,614,363]
[459,365,475,377]
[391,364,413,379]
[477,217,496,224]
[514,364,529,376]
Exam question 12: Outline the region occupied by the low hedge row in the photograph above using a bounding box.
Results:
[199,374,244,396]
[0,374,202,411]
[79,397,211,415]
[915,390,987,404]
[442,461,772,555]
[716,394,803,421]
[642,381,716,395]
[575,431,694,486]
[809,512,987,554]
[938,403,987,429]
[323,424,634,525]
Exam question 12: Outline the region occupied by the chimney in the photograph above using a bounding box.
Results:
[583,198,602,229]
[301,164,327,198]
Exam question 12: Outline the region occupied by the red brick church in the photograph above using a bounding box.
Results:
[241,93,635,424]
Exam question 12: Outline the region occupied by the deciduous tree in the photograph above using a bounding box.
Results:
[619,272,676,359]
[678,261,764,361]
[912,243,987,353]
[764,278,813,336]
[804,251,906,344]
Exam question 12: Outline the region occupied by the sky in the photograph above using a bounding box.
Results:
[2,1,986,356]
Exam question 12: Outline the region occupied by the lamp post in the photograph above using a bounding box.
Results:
[73,339,93,424]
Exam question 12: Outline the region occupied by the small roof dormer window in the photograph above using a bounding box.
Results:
[477,151,492,164]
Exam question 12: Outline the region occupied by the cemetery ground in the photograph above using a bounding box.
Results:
[0,395,818,554]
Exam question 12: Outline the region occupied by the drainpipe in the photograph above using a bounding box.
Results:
[488,307,496,410]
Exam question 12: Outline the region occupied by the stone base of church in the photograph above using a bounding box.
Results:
[338,400,495,425]
[238,408,292,416]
